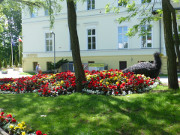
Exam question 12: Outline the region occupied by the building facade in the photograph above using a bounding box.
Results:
[22,0,180,74]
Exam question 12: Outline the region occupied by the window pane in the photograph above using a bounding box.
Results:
[50,45,53,51]
[46,33,49,38]
[141,25,145,31]
[46,40,49,45]
[123,26,128,32]
[118,27,122,33]
[88,37,91,44]
[46,46,49,51]
[142,38,146,47]
[147,43,152,47]
[118,35,122,43]
[88,43,91,49]
[92,37,96,42]
[92,42,96,49]
[50,40,52,45]
[87,0,91,10]
[88,29,91,35]
[124,43,128,48]
[147,33,152,40]
[124,36,128,42]
[147,25,151,32]
[92,29,95,35]
[50,33,52,38]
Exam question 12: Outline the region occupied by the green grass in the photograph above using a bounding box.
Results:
[0,87,180,135]
[19,72,36,75]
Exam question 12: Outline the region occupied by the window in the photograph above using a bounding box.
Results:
[87,29,96,50]
[87,0,95,10]
[141,0,151,3]
[141,25,152,48]
[33,62,38,71]
[119,61,127,70]
[47,62,52,70]
[118,0,127,6]
[118,26,128,49]
[45,9,49,16]
[88,61,95,63]
[30,8,38,18]
[45,33,53,51]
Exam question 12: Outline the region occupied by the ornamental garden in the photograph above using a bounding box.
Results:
[0,69,163,135]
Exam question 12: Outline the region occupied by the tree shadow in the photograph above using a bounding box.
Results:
[0,91,180,135]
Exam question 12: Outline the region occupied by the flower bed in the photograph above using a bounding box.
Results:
[0,69,160,96]
[0,112,46,135]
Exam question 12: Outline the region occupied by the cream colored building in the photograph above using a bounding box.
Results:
[21,0,180,74]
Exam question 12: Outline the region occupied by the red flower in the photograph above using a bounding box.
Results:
[36,130,42,135]
[11,118,16,123]
[7,114,12,118]
[0,112,4,116]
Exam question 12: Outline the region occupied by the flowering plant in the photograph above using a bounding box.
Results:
[0,69,160,96]
[0,112,46,135]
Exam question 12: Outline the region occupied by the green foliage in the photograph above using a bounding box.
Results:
[3,59,7,68]
[14,54,18,67]
[47,58,69,70]
[55,58,69,69]
[0,90,180,134]
[106,0,163,37]
[9,55,12,67]
[0,59,2,69]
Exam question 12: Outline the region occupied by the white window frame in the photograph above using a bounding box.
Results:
[45,32,53,52]
[118,26,129,49]
[87,28,96,50]
[87,0,95,10]
[141,25,153,48]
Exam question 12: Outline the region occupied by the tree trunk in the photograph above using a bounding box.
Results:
[162,0,179,89]
[166,1,180,65]
[66,0,86,92]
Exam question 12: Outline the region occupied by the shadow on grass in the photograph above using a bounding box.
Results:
[0,91,180,135]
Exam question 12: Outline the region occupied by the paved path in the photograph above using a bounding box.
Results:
[0,71,32,78]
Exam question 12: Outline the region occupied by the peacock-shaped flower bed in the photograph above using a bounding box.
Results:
[0,69,160,96]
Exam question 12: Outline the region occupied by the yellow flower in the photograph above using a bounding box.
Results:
[21,121,25,126]
[14,126,19,130]
[100,79,103,83]
[106,82,109,85]
[9,124,14,129]
[116,82,119,85]
[22,132,26,135]
[60,80,64,84]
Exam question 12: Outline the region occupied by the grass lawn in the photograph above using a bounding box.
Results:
[19,72,36,75]
[0,86,180,135]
